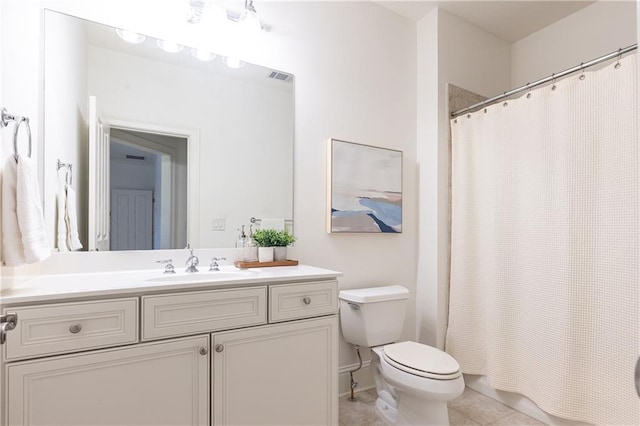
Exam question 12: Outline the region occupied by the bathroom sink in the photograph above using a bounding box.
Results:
[146,271,253,284]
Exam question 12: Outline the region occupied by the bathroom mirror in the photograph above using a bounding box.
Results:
[43,10,294,251]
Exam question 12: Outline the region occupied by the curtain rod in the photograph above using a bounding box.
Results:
[451,43,638,118]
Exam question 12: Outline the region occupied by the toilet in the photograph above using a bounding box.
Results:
[339,285,464,426]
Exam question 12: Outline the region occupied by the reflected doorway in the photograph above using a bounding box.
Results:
[109,128,188,250]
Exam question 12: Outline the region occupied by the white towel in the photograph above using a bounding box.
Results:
[65,186,83,250]
[260,218,284,231]
[1,157,26,266]
[56,172,69,252]
[15,156,50,264]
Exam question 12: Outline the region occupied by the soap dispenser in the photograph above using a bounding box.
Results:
[243,224,258,262]
[236,225,247,249]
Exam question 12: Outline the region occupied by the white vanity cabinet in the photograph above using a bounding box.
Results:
[5,335,210,426]
[1,274,339,426]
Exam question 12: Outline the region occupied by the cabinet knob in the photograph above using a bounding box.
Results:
[199,346,209,355]
[215,344,224,353]
[69,323,82,334]
[302,296,311,305]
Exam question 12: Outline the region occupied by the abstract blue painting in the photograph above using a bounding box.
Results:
[328,139,402,233]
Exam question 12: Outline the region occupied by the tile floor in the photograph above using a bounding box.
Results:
[339,387,545,426]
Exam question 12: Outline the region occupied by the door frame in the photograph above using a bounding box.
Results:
[108,119,201,248]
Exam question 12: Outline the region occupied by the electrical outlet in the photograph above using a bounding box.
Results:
[212,218,225,231]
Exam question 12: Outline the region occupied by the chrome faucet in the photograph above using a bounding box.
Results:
[185,247,199,273]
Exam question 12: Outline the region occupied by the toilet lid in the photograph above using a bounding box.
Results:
[383,341,461,380]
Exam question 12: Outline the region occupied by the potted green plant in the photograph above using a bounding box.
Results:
[273,229,296,261]
[252,229,279,262]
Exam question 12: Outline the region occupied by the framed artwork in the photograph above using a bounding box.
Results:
[327,139,402,233]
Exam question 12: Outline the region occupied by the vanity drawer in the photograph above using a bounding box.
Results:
[142,286,267,340]
[3,298,138,361]
[269,280,338,322]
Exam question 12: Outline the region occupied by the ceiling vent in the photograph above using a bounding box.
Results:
[268,71,292,83]
[126,154,146,161]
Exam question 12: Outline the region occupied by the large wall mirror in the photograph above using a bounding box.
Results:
[43,10,294,251]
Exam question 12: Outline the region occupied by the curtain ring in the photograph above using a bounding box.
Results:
[615,48,622,69]
[579,63,586,80]
[551,73,557,91]
[525,82,531,98]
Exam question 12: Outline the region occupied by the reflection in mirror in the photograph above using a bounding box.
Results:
[43,10,294,251]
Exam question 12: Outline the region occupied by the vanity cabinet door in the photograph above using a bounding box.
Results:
[5,335,209,426]
[212,316,338,426]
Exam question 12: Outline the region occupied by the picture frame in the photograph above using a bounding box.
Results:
[327,139,403,233]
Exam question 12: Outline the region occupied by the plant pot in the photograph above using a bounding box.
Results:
[274,246,287,261]
[258,247,274,263]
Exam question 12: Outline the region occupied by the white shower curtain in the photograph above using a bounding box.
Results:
[446,54,638,425]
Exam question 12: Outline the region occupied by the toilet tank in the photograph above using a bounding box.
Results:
[338,285,409,347]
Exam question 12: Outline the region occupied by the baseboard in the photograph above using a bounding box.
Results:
[338,360,375,397]
[464,375,591,426]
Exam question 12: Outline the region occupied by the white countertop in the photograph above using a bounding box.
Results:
[0,265,342,305]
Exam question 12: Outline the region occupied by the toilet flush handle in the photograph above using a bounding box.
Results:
[347,302,360,311]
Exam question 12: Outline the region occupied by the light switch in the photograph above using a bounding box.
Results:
[212,218,225,231]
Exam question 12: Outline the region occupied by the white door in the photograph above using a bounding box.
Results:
[88,95,111,251]
[111,189,153,250]
[5,335,210,426]
[213,316,338,425]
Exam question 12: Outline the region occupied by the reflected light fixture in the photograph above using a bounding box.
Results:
[223,56,244,69]
[115,28,146,44]
[239,0,262,32]
[157,39,184,53]
[191,48,216,61]
[187,0,208,23]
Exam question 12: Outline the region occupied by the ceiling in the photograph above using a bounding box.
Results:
[374,1,596,43]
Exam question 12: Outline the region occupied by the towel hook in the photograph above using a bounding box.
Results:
[2,108,32,162]
[57,159,73,186]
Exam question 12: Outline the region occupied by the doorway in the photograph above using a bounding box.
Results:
[109,128,188,250]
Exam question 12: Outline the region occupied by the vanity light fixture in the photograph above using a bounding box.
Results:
[223,56,244,69]
[115,28,146,44]
[187,0,208,23]
[238,0,262,32]
[157,39,184,53]
[187,0,226,25]
[191,48,216,61]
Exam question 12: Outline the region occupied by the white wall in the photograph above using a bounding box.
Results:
[0,1,43,287]
[511,1,637,87]
[416,7,511,348]
[0,0,418,382]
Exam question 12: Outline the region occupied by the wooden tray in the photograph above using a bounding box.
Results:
[234,260,299,269]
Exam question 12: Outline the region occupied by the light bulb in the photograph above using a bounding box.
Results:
[191,48,216,61]
[115,28,146,44]
[224,56,244,69]
[203,4,227,25]
[157,40,184,53]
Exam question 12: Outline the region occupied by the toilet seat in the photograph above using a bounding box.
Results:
[383,341,461,380]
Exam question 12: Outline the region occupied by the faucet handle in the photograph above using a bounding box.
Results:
[156,259,176,274]
[210,257,227,271]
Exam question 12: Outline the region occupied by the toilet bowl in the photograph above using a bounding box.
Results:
[338,286,465,425]
[371,342,465,425]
